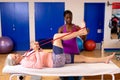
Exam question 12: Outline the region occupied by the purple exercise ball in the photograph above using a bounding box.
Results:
[0,36,14,53]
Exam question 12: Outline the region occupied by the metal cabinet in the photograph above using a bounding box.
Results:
[0,2,29,51]
[35,2,65,48]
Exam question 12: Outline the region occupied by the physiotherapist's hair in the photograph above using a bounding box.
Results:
[64,10,72,17]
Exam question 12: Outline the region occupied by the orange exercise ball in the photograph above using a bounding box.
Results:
[84,40,96,51]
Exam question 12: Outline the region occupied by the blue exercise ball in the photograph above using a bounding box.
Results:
[0,36,14,53]
[76,37,84,51]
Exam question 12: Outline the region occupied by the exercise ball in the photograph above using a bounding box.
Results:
[0,36,14,53]
[76,37,84,51]
[84,40,96,51]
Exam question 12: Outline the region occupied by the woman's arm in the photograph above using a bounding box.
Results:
[58,26,64,33]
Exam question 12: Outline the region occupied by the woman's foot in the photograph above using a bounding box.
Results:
[105,52,115,63]
[80,21,86,28]
[78,28,88,35]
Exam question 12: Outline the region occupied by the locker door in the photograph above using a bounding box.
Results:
[35,2,64,48]
[0,2,29,51]
[14,3,29,51]
[0,3,14,37]
[49,3,65,37]
[84,3,105,43]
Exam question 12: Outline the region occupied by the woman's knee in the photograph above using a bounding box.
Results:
[53,33,59,39]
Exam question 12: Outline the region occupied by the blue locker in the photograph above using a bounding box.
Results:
[35,2,65,48]
[84,3,105,43]
[0,2,29,51]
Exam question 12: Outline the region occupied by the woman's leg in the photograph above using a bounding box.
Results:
[74,52,115,63]
[52,28,87,67]
[53,28,87,47]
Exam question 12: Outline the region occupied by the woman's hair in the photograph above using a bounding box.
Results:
[5,54,15,66]
[64,10,72,17]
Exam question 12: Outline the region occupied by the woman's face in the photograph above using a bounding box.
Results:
[11,54,23,64]
[64,13,72,24]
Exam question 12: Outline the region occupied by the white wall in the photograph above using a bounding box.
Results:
[0,0,120,49]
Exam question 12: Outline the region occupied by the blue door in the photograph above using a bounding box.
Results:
[0,2,29,51]
[84,3,105,43]
[35,2,64,48]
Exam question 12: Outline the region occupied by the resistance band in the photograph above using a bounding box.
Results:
[40,27,86,47]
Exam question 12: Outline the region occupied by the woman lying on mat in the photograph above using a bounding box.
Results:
[6,27,115,69]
